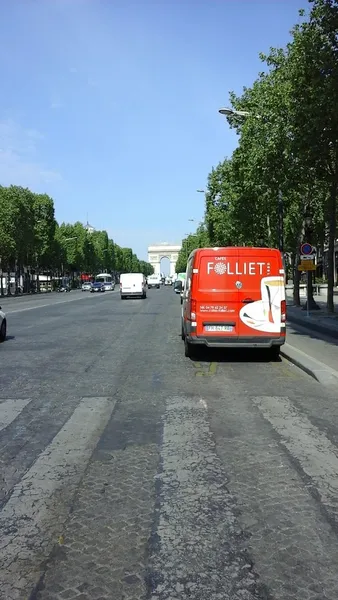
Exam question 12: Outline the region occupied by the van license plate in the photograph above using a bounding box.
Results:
[205,325,233,332]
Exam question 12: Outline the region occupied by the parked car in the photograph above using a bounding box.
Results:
[57,285,71,292]
[181,246,286,359]
[0,307,7,342]
[82,282,92,291]
[91,282,105,293]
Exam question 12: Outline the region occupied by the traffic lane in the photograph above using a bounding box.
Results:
[0,288,152,398]
[36,288,338,600]
[0,289,160,511]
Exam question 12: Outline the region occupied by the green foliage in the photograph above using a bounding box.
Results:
[175,223,210,273]
[185,0,338,311]
[0,185,152,280]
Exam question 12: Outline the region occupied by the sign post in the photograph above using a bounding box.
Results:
[299,243,315,317]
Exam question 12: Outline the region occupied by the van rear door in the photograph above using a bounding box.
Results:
[194,248,239,339]
[236,249,284,338]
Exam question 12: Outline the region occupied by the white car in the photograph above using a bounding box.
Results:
[82,282,92,291]
[103,282,115,291]
[0,307,7,342]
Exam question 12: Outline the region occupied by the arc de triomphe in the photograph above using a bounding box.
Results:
[147,242,182,276]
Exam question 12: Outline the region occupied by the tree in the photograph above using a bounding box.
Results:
[33,193,56,270]
[282,0,338,311]
[175,223,209,273]
[0,183,153,294]
[139,261,154,276]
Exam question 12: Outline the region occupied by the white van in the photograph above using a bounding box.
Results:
[120,273,147,299]
[147,274,161,289]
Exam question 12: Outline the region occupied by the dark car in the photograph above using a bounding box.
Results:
[90,282,105,293]
[173,280,183,294]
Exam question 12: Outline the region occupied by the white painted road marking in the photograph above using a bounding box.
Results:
[253,396,338,514]
[5,292,112,315]
[0,399,31,431]
[149,396,257,598]
[0,396,116,600]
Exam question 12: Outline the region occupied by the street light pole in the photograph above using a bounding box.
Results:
[303,215,319,312]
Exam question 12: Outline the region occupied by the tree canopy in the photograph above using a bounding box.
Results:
[175,0,338,312]
[0,185,153,281]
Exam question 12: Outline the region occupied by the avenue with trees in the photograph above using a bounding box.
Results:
[176,0,338,312]
[0,184,153,294]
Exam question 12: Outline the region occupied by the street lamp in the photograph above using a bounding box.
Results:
[219,107,253,118]
[218,106,283,253]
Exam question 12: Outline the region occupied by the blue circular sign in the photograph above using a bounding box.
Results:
[301,243,313,255]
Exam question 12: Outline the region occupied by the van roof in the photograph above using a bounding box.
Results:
[190,246,281,257]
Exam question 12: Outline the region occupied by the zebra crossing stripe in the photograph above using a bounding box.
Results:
[252,396,338,514]
[0,396,116,600]
[0,399,31,432]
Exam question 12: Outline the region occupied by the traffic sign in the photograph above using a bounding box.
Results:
[300,242,314,255]
[298,260,316,271]
[300,254,315,260]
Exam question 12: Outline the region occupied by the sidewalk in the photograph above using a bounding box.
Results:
[282,289,338,387]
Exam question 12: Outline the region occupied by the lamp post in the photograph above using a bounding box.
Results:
[218,106,284,253]
[303,215,319,313]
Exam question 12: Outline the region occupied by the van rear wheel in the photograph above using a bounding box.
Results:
[181,320,185,340]
[270,346,280,361]
[184,338,197,359]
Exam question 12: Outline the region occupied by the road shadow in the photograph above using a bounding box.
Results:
[1,335,15,344]
[189,347,282,364]
[286,321,338,348]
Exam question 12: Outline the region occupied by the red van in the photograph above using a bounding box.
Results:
[181,247,286,359]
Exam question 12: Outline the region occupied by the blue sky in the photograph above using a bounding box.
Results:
[0,0,308,261]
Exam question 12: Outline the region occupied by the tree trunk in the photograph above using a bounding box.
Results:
[327,180,337,312]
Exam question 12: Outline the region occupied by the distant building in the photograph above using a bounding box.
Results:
[85,221,95,234]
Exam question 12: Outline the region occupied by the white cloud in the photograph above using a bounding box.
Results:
[0,119,61,188]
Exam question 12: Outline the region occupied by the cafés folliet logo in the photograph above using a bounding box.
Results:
[207,260,271,276]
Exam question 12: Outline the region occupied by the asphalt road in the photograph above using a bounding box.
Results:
[1,288,338,599]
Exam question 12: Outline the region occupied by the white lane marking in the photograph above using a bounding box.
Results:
[253,396,338,513]
[5,292,111,315]
[0,396,116,600]
[0,399,31,432]
[150,396,257,598]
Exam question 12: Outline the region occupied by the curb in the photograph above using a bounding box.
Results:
[281,343,338,388]
[287,312,338,340]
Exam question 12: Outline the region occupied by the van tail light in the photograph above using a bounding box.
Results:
[190,298,197,320]
[281,300,286,323]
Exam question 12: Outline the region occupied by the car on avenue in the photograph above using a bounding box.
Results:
[90,282,105,293]
[82,281,92,291]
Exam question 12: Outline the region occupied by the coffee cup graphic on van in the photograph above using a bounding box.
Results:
[261,276,284,324]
